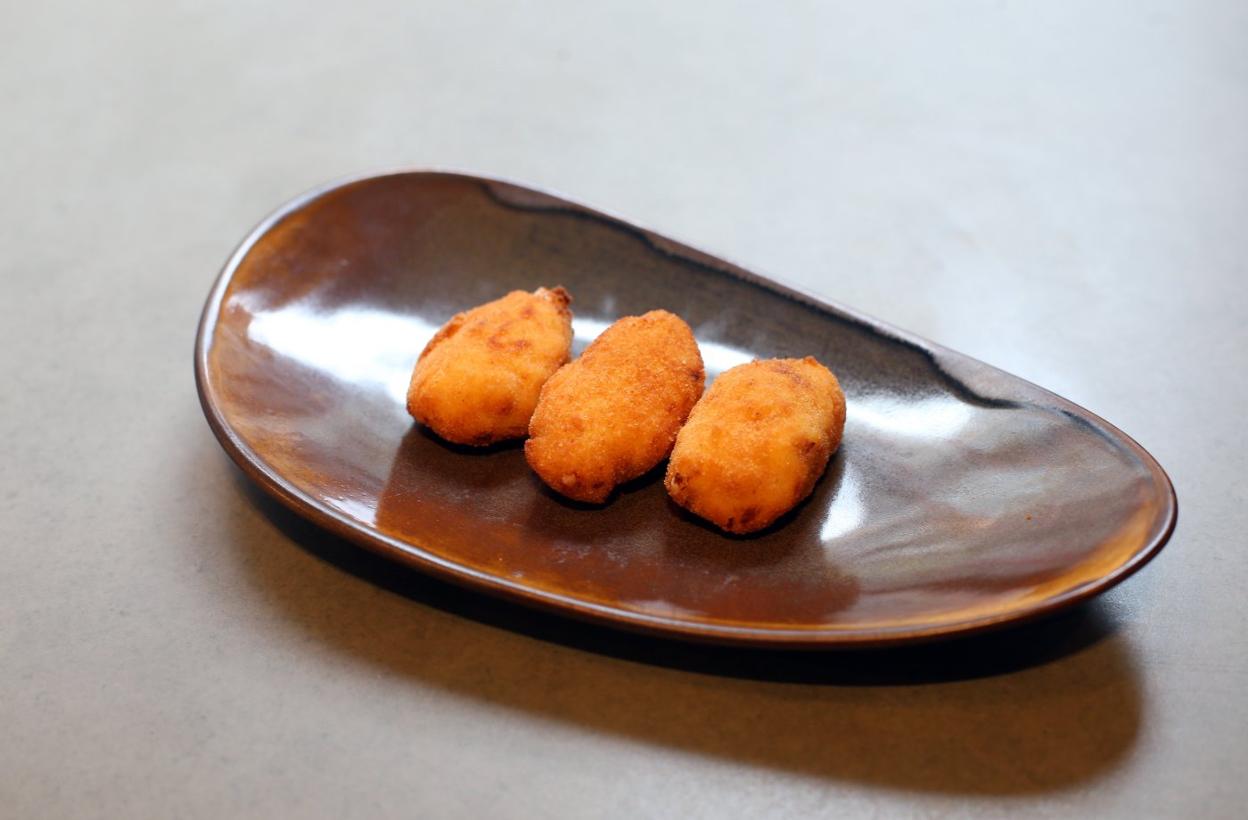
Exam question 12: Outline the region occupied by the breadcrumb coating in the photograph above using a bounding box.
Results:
[665,357,845,534]
[526,310,704,503]
[407,287,573,446]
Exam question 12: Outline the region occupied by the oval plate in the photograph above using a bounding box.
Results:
[196,171,1176,648]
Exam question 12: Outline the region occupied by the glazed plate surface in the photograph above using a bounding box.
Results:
[196,171,1176,648]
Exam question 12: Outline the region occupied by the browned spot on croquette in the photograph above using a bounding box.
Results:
[407,287,574,446]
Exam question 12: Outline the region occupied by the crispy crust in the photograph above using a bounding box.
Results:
[664,357,846,534]
[407,287,573,445]
[525,310,705,503]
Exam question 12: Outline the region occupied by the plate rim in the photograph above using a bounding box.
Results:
[195,168,1179,649]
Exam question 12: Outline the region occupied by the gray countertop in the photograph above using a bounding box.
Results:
[2,2,1245,817]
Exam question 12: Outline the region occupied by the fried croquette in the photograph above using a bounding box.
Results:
[665,357,846,534]
[525,310,704,503]
[407,287,573,446]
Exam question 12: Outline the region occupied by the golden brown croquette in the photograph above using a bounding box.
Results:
[407,287,573,446]
[665,357,845,534]
[525,310,704,503]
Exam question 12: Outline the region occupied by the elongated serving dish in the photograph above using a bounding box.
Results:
[196,171,1176,648]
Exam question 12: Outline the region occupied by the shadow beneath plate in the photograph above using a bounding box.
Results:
[223,466,1145,796]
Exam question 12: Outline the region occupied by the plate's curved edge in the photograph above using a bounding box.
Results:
[194,168,1179,650]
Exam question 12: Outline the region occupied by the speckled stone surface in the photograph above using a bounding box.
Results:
[2,2,1244,817]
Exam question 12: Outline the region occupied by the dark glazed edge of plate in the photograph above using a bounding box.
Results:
[194,168,1179,650]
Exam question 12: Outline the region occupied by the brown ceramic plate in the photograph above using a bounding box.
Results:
[195,170,1176,649]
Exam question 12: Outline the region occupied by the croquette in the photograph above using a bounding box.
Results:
[407,287,573,446]
[665,357,845,534]
[525,310,704,503]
